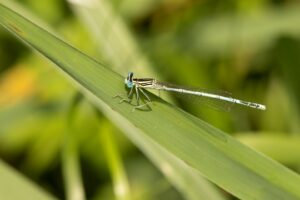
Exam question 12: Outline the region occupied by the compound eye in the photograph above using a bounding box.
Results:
[128,72,134,82]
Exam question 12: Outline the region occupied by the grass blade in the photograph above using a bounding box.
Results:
[0,160,57,200]
[1,3,300,200]
[99,122,131,200]
[62,127,85,200]
[68,0,223,199]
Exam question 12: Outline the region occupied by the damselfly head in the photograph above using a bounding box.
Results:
[125,72,134,88]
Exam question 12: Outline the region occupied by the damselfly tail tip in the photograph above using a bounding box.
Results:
[258,104,266,111]
[251,103,266,111]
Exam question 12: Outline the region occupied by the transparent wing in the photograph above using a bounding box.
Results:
[155,81,235,112]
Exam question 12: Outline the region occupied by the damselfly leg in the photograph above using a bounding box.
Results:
[114,84,152,111]
[113,86,134,104]
[132,86,152,111]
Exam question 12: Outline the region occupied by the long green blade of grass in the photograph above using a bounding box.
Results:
[1,3,300,200]
[68,0,223,199]
[99,122,131,200]
[62,128,85,200]
[237,133,300,165]
[0,160,56,200]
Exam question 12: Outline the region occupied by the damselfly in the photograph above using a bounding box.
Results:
[116,72,266,111]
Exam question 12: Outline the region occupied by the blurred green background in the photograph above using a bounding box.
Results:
[1,0,300,199]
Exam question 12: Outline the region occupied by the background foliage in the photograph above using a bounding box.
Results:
[1,0,300,199]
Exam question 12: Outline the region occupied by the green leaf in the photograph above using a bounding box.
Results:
[68,0,223,199]
[98,121,131,200]
[1,3,300,200]
[62,96,86,200]
[237,133,300,165]
[62,133,85,200]
[0,160,56,200]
